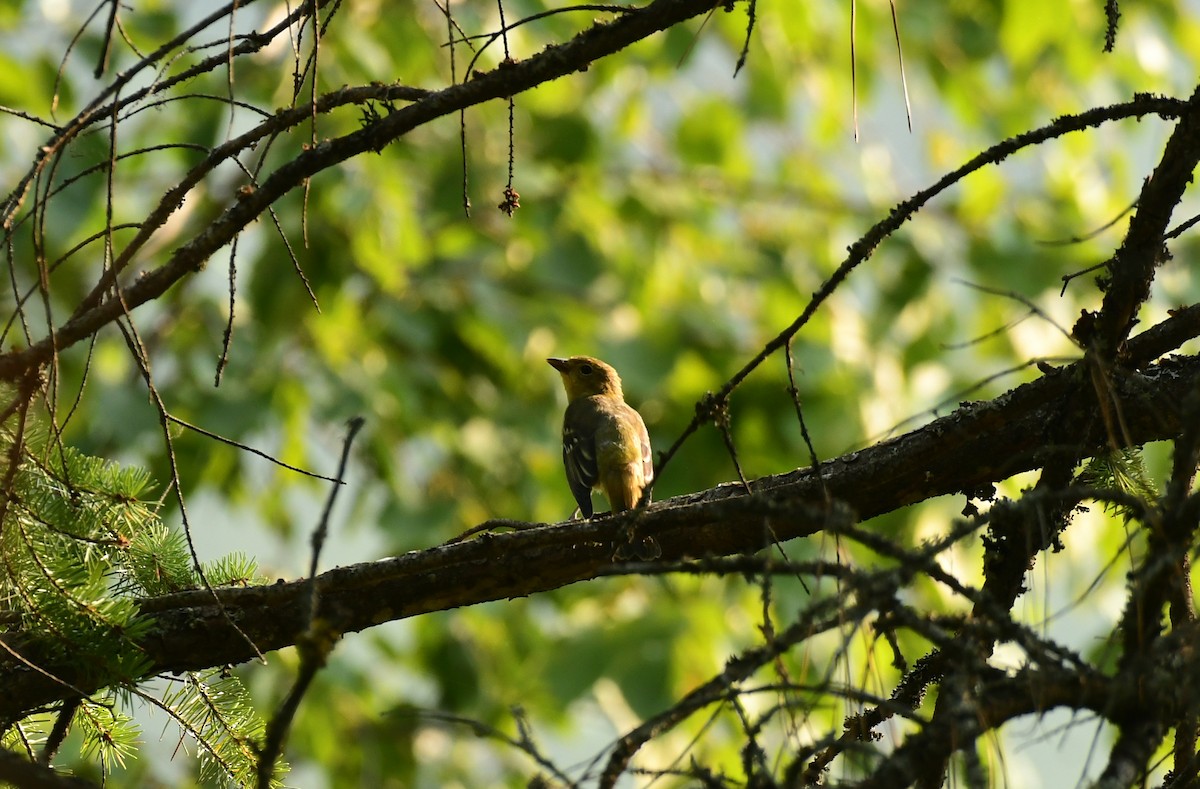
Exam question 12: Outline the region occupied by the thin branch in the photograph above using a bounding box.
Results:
[255,416,365,788]
[0,0,731,383]
[1074,83,1200,356]
[0,748,99,789]
[164,413,341,482]
[649,93,1189,491]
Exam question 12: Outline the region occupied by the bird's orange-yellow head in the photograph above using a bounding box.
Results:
[547,356,624,401]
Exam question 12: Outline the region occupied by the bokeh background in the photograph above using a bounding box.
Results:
[2,0,1199,784]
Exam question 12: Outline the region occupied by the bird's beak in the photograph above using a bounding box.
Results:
[547,357,568,372]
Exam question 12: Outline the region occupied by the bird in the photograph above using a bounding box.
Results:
[547,356,653,519]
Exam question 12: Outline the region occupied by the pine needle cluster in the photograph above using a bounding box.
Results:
[1,426,282,786]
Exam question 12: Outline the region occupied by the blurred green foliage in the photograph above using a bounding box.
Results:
[2,0,1200,785]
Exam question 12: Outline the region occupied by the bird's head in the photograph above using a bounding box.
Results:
[547,356,623,401]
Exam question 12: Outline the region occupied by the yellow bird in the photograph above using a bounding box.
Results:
[547,356,653,519]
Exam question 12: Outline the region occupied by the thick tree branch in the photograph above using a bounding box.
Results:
[1,338,1196,720]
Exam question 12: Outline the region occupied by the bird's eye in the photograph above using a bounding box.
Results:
[579,364,594,375]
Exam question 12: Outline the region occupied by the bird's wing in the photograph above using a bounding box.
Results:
[635,410,653,488]
[563,421,598,518]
